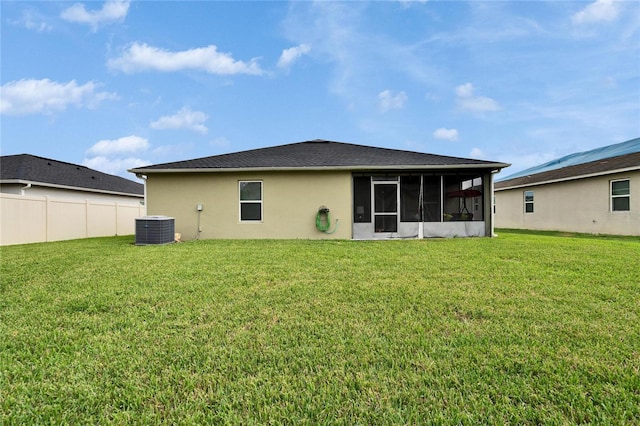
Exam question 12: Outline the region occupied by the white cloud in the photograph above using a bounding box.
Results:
[209,137,231,150]
[84,135,150,177]
[278,44,311,68]
[83,156,149,177]
[433,128,458,142]
[397,0,429,6]
[281,2,440,111]
[61,0,130,32]
[378,90,407,112]
[469,148,485,159]
[151,142,194,158]
[108,42,263,75]
[455,83,474,98]
[455,83,500,113]
[86,135,149,156]
[572,0,621,25]
[12,10,53,32]
[150,107,208,134]
[0,78,117,115]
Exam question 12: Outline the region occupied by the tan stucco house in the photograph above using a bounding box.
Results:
[129,140,509,240]
[495,138,640,236]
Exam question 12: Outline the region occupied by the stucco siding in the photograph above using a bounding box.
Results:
[145,171,352,240]
[495,171,640,235]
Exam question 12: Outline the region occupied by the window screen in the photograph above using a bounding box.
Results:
[401,176,421,222]
[353,176,371,223]
[524,191,534,213]
[239,181,262,221]
[611,179,630,211]
[423,176,441,222]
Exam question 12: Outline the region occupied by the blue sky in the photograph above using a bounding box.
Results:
[2,1,639,181]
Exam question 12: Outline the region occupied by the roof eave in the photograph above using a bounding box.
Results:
[0,179,144,198]
[129,163,510,174]
[495,165,640,191]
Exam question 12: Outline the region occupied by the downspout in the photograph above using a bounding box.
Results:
[21,183,32,195]
[418,175,424,239]
[135,174,147,215]
[490,170,498,237]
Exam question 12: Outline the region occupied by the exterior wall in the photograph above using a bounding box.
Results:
[495,170,640,236]
[0,193,146,245]
[145,170,352,240]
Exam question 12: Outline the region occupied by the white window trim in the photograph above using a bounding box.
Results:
[610,179,630,212]
[524,190,534,214]
[239,180,263,222]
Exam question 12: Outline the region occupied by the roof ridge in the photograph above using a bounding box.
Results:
[2,153,97,171]
[130,140,509,173]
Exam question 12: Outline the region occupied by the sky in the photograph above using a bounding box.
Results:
[1,0,639,182]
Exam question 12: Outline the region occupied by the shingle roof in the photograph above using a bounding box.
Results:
[495,151,640,190]
[129,140,509,173]
[1,154,144,196]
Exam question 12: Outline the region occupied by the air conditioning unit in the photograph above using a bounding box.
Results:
[135,216,175,245]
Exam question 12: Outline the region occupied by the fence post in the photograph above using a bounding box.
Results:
[45,196,50,242]
[86,199,90,238]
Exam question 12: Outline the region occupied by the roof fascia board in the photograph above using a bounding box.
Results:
[495,165,640,191]
[130,163,510,174]
[0,179,143,198]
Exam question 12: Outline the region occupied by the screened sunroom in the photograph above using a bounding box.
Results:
[352,171,491,239]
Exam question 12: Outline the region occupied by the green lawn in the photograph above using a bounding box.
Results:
[1,231,639,424]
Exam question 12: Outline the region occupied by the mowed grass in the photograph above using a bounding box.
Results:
[1,231,639,424]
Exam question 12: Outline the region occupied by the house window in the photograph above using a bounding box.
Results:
[611,179,630,211]
[239,181,262,221]
[524,191,534,213]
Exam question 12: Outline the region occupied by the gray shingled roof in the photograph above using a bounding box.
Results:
[1,154,144,196]
[130,140,509,173]
[495,152,640,190]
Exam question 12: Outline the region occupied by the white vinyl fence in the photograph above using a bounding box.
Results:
[0,193,145,246]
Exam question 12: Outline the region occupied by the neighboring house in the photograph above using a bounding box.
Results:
[1,154,144,202]
[129,139,509,240]
[494,138,640,236]
[1,154,145,245]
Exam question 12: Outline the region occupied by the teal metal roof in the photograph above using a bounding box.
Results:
[498,137,640,181]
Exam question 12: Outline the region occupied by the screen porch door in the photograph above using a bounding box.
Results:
[373,182,398,233]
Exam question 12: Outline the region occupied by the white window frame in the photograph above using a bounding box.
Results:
[610,179,630,212]
[524,190,534,213]
[239,180,263,222]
